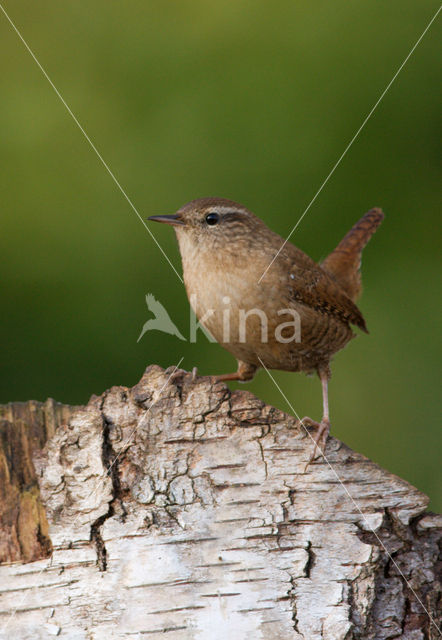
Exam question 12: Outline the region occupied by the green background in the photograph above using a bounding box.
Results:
[1,2,440,510]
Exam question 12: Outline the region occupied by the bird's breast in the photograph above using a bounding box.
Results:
[180,241,267,343]
[185,262,256,334]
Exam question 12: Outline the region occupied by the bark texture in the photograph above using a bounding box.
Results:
[0,365,440,639]
[0,399,76,564]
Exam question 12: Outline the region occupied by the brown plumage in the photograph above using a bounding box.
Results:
[321,208,385,302]
[148,198,384,465]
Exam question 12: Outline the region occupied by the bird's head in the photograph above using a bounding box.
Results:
[148,197,265,256]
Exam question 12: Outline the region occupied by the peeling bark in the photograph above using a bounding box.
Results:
[0,366,440,639]
[0,399,76,564]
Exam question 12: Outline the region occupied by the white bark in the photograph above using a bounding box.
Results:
[0,366,440,639]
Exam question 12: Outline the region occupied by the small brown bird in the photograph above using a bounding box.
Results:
[148,198,384,464]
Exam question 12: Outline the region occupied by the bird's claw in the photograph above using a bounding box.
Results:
[168,366,198,384]
[168,368,186,384]
[295,416,330,471]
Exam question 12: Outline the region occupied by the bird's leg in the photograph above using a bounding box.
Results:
[214,360,257,383]
[297,366,331,470]
[311,369,331,459]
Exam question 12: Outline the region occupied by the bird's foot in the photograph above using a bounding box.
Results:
[168,366,199,384]
[213,361,258,383]
[168,367,187,384]
[213,372,243,382]
[295,416,331,470]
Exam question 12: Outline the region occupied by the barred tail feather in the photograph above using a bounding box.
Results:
[321,208,384,302]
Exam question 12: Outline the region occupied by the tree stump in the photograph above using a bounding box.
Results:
[0,365,440,639]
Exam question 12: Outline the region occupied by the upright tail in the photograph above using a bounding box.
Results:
[321,208,384,302]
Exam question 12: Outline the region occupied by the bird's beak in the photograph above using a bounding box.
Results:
[147,214,185,226]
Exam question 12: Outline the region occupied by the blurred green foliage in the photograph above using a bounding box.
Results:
[1,1,440,510]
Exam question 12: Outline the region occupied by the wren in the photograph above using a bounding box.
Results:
[148,198,384,464]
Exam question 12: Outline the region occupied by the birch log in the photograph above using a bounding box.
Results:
[0,365,440,640]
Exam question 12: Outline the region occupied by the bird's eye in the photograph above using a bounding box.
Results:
[205,212,220,226]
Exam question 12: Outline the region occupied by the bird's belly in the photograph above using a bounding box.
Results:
[255,309,355,373]
[227,308,354,373]
[186,269,354,372]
